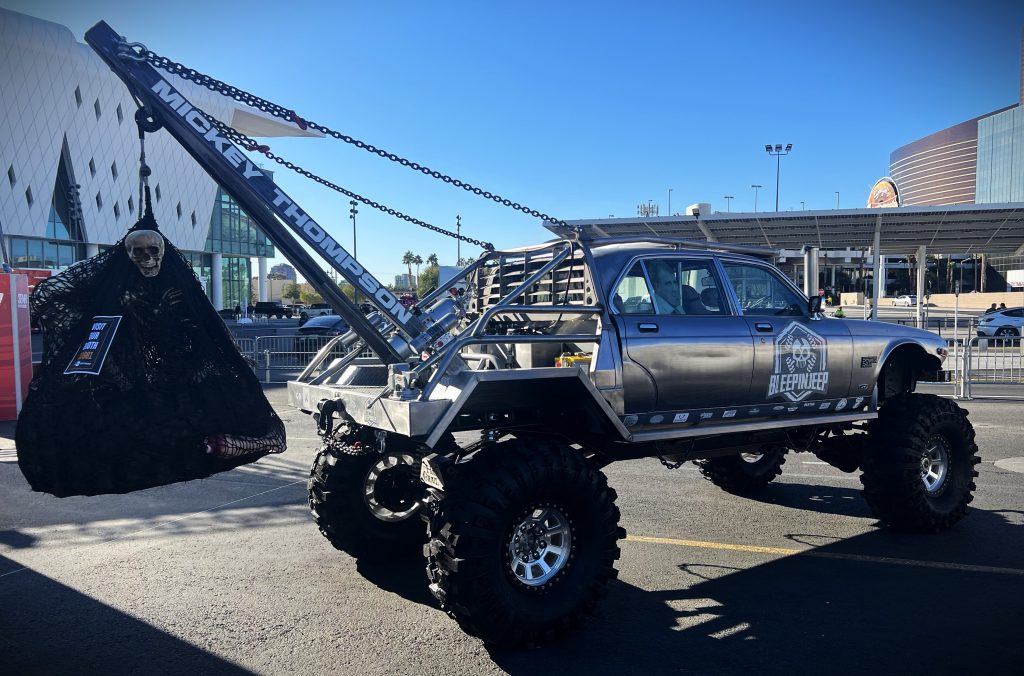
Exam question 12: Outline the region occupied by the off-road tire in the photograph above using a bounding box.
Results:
[424,439,625,647]
[308,439,426,558]
[861,393,979,532]
[696,446,787,494]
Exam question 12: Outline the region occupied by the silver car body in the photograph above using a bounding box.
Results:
[288,239,947,450]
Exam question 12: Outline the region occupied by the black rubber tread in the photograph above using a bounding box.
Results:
[308,441,426,558]
[696,446,787,494]
[860,393,980,533]
[424,439,625,647]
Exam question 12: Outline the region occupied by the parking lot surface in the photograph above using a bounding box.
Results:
[1,385,1022,675]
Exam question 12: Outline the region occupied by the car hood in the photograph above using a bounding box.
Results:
[841,317,947,354]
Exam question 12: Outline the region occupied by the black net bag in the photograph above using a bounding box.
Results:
[16,196,286,497]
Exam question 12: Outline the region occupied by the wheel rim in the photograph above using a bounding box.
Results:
[363,453,421,522]
[507,505,572,586]
[920,436,950,494]
[741,452,764,464]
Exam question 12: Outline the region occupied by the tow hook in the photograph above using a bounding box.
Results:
[314,399,338,436]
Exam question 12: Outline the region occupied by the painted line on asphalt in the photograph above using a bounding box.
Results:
[626,535,1024,576]
[0,479,306,579]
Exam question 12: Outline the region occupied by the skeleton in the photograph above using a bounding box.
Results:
[125,230,164,277]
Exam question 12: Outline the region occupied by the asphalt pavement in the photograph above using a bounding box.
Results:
[1,384,1023,675]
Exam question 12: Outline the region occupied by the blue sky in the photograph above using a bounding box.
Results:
[5,0,1024,282]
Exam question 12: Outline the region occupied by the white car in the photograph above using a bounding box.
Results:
[891,295,917,307]
[976,307,1024,337]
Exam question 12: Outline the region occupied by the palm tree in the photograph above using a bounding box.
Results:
[402,250,415,289]
[413,254,423,283]
[426,253,439,267]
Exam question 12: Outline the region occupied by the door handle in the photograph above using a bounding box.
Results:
[638,323,659,333]
[755,322,774,332]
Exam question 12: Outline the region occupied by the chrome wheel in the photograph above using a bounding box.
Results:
[508,505,572,586]
[920,436,950,494]
[741,452,764,464]
[363,453,421,522]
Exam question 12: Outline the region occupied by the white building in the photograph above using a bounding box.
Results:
[0,9,318,309]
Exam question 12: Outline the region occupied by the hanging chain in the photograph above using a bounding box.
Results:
[204,115,494,250]
[121,42,570,232]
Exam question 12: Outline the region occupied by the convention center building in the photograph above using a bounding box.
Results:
[0,9,318,310]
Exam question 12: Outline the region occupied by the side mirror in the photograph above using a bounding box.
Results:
[808,296,823,314]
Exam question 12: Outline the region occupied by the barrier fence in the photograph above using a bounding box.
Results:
[936,336,1024,399]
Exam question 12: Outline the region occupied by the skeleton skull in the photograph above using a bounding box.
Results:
[125,230,164,277]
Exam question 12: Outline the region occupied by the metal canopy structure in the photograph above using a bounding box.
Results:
[545,203,1024,256]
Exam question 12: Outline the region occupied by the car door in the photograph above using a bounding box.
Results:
[720,260,854,413]
[613,256,754,414]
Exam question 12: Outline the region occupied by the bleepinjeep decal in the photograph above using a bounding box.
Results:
[767,322,829,402]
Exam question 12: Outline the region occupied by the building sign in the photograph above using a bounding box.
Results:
[867,178,900,208]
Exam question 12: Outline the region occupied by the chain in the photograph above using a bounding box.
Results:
[657,455,685,470]
[203,115,493,250]
[127,43,570,231]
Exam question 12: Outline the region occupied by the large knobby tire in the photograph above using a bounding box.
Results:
[308,436,426,558]
[696,446,787,494]
[424,439,625,647]
[861,393,979,532]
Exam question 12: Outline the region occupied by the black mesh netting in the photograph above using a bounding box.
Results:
[16,198,286,497]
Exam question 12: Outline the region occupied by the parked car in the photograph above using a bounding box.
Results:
[216,308,237,321]
[976,306,1024,337]
[294,315,350,353]
[891,295,917,307]
[298,303,335,324]
[253,301,293,319]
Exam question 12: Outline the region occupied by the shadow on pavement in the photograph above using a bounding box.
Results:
[0,554,254,675]
[744,481,874,518]
[344,507,1022,675]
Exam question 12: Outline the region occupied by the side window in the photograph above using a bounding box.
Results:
[613,263,654,314]
[1005,308,1023,318]
[643,258,728,315]
[723,263,805,316]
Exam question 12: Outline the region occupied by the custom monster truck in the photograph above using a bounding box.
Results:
[295,237,977,646]
[83,23,977,648]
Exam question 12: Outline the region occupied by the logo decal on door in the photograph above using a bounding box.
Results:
[767,322,829,401]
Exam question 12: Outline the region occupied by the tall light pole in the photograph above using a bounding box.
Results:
[751,184,762,212]
[723,195,734,212]
[349,199,358,303]
[800,201,805,211]
[668,188,673,216]
[835,191,840,209]
[764,143,793,212]
[456,214,461,264]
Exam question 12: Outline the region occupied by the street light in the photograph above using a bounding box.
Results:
[764,143,793,212]
[800,201,805,211]
[723,195,734,212]
[751,184,762,212]
[668,188,673,216]
[835,191,840,209]
[349,199,358,303]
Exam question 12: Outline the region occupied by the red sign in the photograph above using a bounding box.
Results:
[0,274,32,420]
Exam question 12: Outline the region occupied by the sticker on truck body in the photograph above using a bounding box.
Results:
[767,322,829,402]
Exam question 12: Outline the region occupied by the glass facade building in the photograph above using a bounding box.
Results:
[205,187,275,309]
[976,105,1024,203]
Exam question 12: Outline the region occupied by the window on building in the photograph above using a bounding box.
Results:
[191,211,197,227]
[88,158,96,177]
[176,202,182,219]
[116,103,123,124]
[113,202,120,220]
[204,186,275,259]
[155,184,161,202]
[94,99,101,119]
[74,86,82,107]
[128,195,134,214]
[95,192,102,209]
[25,186,33,207]
[6,166,14,187]
[12,150,87,271]
[111,161,118,179]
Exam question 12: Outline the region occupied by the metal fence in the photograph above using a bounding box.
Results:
[937,336,1024,399]
[234,335,375,382]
